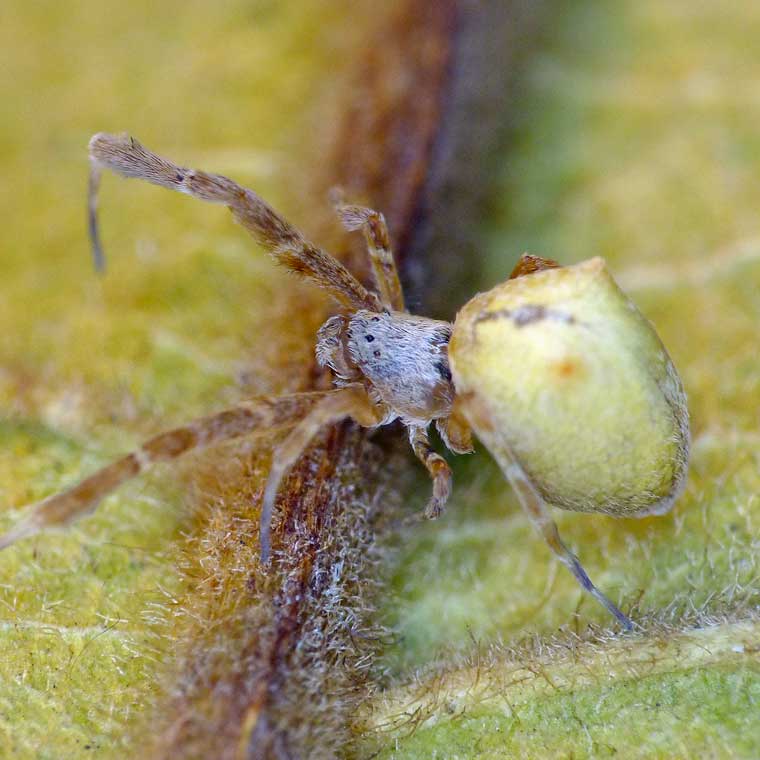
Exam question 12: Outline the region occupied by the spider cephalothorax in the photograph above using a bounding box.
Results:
[0,134,690,630]
[318,310,455,425]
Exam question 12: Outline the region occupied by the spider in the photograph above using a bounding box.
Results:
[0,133,690,631]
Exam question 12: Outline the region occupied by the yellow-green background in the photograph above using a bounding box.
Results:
[0,1,362,756]
[0,0,758,758]
[373,1,760,757]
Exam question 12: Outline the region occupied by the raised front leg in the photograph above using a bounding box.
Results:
[334,201,405,312]
[0,391,331,551]
[88,133,381,311]
[408,425,452,520]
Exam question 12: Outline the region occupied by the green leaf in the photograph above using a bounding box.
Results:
[362,0,760,756]
[0,1,366,756]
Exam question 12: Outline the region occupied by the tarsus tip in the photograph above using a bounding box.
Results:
[91,243,106,274]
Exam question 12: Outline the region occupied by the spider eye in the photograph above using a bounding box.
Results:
[365,334,375,343]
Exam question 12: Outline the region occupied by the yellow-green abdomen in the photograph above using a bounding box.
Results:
[449,258,689,517]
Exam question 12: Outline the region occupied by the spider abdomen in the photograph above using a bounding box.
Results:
[449,257,690,518]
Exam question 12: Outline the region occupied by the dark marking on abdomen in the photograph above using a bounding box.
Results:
[476,303,576,329]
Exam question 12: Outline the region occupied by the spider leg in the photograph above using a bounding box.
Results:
[509,253,561,280]
[333,201,405,311]
[259,384,384,564]
[436,402,474,455]
[88,133,381,312]
[0,391,330,551]
[502,457,634,631]
[408,425,452,520]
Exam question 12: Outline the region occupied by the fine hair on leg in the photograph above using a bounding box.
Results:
[408,425,452,519]
[88,133,382,311]
[0,391,330,551]
[333,199,405,311]
[259,384,383,564]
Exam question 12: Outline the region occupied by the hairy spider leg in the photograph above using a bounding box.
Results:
[501,456,634,630]
[408,425,453,519]
[259,384,384,564]
[334,202,405,312]
[435,401,474,455]
[88,133,382,312]
[0,392,331,551]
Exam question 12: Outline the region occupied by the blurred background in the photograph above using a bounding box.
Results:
[0,1,758,757]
